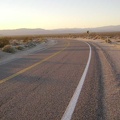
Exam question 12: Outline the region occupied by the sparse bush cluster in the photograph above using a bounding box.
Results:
[41,32,120,40]
[0,32,120,53]
[0,36,47,53]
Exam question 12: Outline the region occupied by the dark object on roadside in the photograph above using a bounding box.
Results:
[105,39,112,43]
[87,31,90,34]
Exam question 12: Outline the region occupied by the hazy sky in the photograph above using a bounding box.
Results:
[0,0,120,30]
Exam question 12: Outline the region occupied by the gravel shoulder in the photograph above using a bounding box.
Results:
[0,39,56,65]
[77,38,120,120]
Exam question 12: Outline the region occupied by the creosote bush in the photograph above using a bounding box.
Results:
[2,45,16,53]
[10,40,20,46]
[15,45,24,50]
[0,38,10,48]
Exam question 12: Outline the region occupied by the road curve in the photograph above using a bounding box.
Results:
[0,39,103,120]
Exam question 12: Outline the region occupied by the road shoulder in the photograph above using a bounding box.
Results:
[90,41,120,120]
[0,39,56,65]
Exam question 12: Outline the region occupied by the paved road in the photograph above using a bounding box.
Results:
[0,39,103,120]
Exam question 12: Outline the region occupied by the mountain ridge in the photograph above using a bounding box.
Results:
[0,25,120,36]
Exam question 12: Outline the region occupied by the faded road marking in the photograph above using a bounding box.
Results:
[61,42,92,120]
[0,42,70,84]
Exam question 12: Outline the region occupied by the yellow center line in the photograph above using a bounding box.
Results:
[0,42,70,84]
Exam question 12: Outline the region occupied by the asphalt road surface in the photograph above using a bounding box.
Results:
[0,39,103,120]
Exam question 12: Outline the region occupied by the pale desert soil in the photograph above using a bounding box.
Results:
[93,41,120,120]
[0,39,56,65]
[77,38,120,120]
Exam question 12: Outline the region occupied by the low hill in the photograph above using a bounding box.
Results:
[0,25,120,36]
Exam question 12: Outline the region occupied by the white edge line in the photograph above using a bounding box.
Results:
[61,42,92,120]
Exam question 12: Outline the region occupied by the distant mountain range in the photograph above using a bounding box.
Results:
[0,25,120,36]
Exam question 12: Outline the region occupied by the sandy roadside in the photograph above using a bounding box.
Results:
[79,38,120,71]
[0,39,56,65]
[77,38,120,120]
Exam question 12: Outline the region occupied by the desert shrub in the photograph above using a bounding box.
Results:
[105,39,112,43]
[15,45,24,50]
[28,42,36,47]
[25,41,36,47]
[40,38,47,43]
[10,40,20,46]
[2,45,16,53]
[23,37,32,43]
[0,38,10,48]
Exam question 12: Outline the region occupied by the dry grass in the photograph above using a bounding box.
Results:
[1,32,120,46]
[36,32,120,40]
[0,36,47,52]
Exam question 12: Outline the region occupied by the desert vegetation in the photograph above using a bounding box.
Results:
[43,31,120,44]
[36,31,120,40]
[0,32,120,53]
[0,36,47,53]
[0,37,10,48]
[2,45,16,53]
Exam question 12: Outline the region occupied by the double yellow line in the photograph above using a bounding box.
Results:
[0,42,70,84]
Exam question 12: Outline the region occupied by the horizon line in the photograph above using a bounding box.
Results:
[0,25,120,31]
